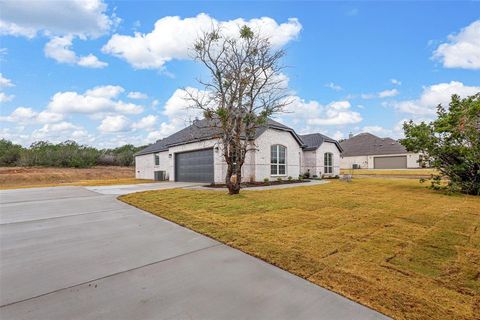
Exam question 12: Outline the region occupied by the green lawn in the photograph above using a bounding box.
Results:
[120,178,480,320]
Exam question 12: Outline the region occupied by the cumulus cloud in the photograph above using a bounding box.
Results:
[31,121,92,143]
[103,13,301,69]
[145,87,205,141]
[0,92,14,102]
[284,96,362,127]
[98,115,130,133]
[0,107,64,124]
[392,81,480,115]
[0,0,118,39]
[0,73,14,87]
[47,85,143,115]
[433,20,480,70]
[127,91,148,99]
[132,115,157,131]
[44,36,107,68]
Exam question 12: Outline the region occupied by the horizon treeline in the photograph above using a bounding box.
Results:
[0,139,146,168]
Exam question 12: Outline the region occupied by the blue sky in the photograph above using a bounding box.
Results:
[1,1,479,147]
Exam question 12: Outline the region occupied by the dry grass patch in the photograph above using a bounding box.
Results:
[340,168,437,178]
[120,178,480,320]
[0,166,152,189]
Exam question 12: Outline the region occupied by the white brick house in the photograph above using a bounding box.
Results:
[135,119,342,183]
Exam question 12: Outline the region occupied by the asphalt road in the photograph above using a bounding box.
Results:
[0,184,389,320]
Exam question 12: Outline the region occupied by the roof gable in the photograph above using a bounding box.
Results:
[299,133,343,152]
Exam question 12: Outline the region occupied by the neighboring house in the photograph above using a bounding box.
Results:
[135,119,342,183]
[339,133,422,169]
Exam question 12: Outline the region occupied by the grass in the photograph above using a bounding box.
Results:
[340,168,438,177]
[120,178,480,320]
[0,166,153,189]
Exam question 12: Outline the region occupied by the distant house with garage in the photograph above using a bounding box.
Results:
[339,133,422,169]
[134,118,342,183]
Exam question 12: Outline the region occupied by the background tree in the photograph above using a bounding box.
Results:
[188,25,289,195]
[401,93,480,195]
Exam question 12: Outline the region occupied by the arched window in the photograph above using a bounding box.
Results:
[271,145,286,175]
[324,152,333,174]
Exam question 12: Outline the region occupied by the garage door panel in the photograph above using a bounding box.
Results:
[175,149,214,182]
[374,156,407,169]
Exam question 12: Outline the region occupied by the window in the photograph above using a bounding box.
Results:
[154,153,160,166]
[324,152,333,174]
[271,145,286,175]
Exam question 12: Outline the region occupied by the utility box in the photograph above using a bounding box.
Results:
[154,170,167,181]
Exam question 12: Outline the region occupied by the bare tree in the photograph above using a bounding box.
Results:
[187,25,289,195]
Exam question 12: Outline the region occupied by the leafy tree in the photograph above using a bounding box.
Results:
[189,25,289,194]
[401,93,480,195]
[0,139,23,166]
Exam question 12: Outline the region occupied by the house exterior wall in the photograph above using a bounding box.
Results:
[135,151,169,179]
[316,142,341,176]
[340,153,422,169]
[253,128,302,181]
[302,150,316,177]
[340,155,369,169]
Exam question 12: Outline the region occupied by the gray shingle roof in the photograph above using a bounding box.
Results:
[135,118,305,156]
[340,132,408,157]
[299,133,343,152]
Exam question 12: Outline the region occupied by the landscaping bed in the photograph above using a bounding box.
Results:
[206,179,310,188]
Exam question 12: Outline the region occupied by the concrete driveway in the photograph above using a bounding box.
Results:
[0,185,389,320]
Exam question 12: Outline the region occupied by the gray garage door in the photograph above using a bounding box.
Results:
[374,156,407,169]
[175,148,214,182]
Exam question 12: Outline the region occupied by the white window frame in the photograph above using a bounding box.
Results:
[271,144,287,176]
[324,152,333,174]
[154,153,160,166]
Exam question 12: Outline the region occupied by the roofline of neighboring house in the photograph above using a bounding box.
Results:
[341,150,417,157]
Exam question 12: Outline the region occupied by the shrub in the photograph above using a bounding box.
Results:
[263,178,269,183]
[276,177,283,182]
[288,176,293,181]
[0,139,23,166]
[401,93,480,195]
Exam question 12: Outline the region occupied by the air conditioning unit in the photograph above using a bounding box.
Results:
[154,170,167,181]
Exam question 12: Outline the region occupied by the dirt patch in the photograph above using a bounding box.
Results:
[0,166,136,188]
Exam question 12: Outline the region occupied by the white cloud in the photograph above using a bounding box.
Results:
[0,107,64,124]
[324,82,342,91]
[0,73,14,87]
[378,89,399,98]
[433,20,480,70]
[44,36,107,68]
[362,88,399,99]
[284,96,362,127]
[0,107,37,123]
[31,122,92,143]
[132,115,157,131]
[144,87,205,142]
[127,91,148,99]
[392,81,480,115]
[103,13,301,69]
[390,79,401,86]
[0,0,117,39]
[47,85,143,115]
[77,54,108,68]
[0,92,14,102]
[98,115,130,133]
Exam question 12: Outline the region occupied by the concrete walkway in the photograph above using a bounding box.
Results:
[0,185,389,320]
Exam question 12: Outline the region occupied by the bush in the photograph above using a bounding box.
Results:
[0,139,146,168]
[288,176,293,181]
[276,177,283,182]
[263,178,269,183]
[401,93,480,195]
[0,139,23,166]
